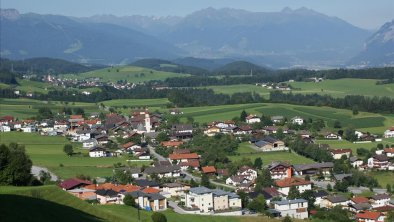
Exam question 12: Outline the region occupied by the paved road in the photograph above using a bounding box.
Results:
[311,179,334,189]
[148,144,166,161]
[168,201,188,214]
[31,165,58,181]
[348,187,387,194]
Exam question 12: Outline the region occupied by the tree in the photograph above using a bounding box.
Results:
[190,178,199,187]
[253,157,263,170]
[237,191,248,208]
[287,186,301,199]
[275,128,285,140]
[73,107,85,116]
[352,105,359,115]
[37,107,53,119]
[113,169,133,185]
[240,110,247,122]
[333,120,342,128]
[327,183,332,191]
[282,216,292,222]
[0,143,32,186]
[201,173,211,188]
[305,175,310,181]
[300,190,316,210]
[247,194,266,213]
[386,184,392,193]
[151,212,167,222]
[123,194,137,207]
[39,170,51,184]
[255,168,273,189]
[156,132,169,143]
[63,144,73,156]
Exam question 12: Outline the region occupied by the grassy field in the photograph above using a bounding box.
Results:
[231,142,315,165]
[0,185,295,222]
[315,138,394,153]
[0,132,151,179]
[61,66,190,83]
[367,171,394,188]
[0,98,100,119]
[199,84,272,99]
[102,98,170,108]
[290,78,394,98]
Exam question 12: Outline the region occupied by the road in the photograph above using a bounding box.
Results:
[31,165,58,181]
[168,201,188,214]
[148,144,166,161]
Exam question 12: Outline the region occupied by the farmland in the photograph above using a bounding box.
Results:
[200,79,394,99]
[0,132,151,179]
[61,66,190,83]
[315,138,394,153]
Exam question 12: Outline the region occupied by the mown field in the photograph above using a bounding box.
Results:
[0,98,100,119]
[61,66,190,83]
[231,142,314,165]
[200,79,394,99]
[0,132,151,179]
[0,185,296,222]
[315,138,394,153]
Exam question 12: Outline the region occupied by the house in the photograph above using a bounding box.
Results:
[125,190,167,211]
[21,125,36,133]
[267,162,292,180]
[355,211,385,222]
[0,125,11,132]
[169,108,183,115]
[383,127,394,138]
[320,195,348,208]
[160,141,184,148]
[168,153,199,164]
[184,187,241,213]
[383,148,394,157]
[95,134,109,145]
[96,189,122,204]
[59,178,92,190]
[161,183,190,197]
[216,169,229,178]
[74,129,91,142]
[292,162,334,176]
[204,126,221,136]
[226,175,250,186]
[117,167,143,179]
[67,188,97,200]
[171,124,193,139]
[83,138,98,149]
[144,165,181,178]
[0,115,14,125]
[255,136,287,152]
[333,173,353,182]
[133,179,159,189]
[350,156,364,168]
[323,132,341,140]
[291,116,304,125]
[367,155,389,170]
[350,203,372,213]
[201,166,216,175]
[233,125,253,135]
[369,194,390,208]
[237,166,258,181]
[313,190,329,207]
[271,116,284,123]
[275,177,312,195]
[89,147,107,157]
[272,199,308,219]
[246,115,261,124]
[330,148,352,159]
[249,187,283,204]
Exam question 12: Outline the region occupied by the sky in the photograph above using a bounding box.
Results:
[1,0,393,30]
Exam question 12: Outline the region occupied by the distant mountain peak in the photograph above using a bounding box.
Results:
[0,8,20,20]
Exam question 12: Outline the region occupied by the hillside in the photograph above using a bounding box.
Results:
[0,57,105,75]
[131,58,209,76]
[350,19,394,67]
[213,61,271,76]
[0,9,180,64]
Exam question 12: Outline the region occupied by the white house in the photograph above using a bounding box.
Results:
[237,166,258,181]
[144,165,181,178]
[246,115,261,124]
[275,177,312,195]
[349,156,364,168]
[383,127,394,138]
[320,195,349,208]
[369,194,390,208]
[356,211,385,222]
[75,130,91,142]
[272,199,308,219]
[21,125,36,133]
[0,125,11,132]
[291,116,304,125]
[384,148,394,157]
[83,138,98,149]
[89,147,106,157]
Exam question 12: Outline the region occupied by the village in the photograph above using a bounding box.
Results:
[1,105,394,222]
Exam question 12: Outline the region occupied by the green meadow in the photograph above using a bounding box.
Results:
[231,142,314,165]
[0,132,151,179]
[199,84,272,99]
[61,66,190,83]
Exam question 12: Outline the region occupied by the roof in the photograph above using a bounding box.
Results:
[59,178,92,190]
[373,205,394,212]
[162,183,183,188]
[179,159,200,168]
[268,162,291,170]
[189,186,213,195]
[330,148,352,154]
[333,173,353,181]
[370,193,390,200]
[326,195,348,203]
[85,183,141,193]
[89,147,106,152]
[142,187,160,194]
[70,115,83,119]
[173,149,190,154]
[95,189,119,197]
[349,156,361,162]
[161,141,184,147]
[255,140,269,147]
[273,199,307,205]
[351,196,369,204]
[202,166,216,174]
[169,153,199,160]
[352,203,372,211]
[122,142,135,149]
[313,190,328,198]
[262,136,279,143]
[171,124,193,131]
[216,169,229,176]
[372,154,389,161]
[355,211,382,220]
[133,179,159,188]
[384,148,394,153]
[144,165,181,174]
[212,189,229,197]
[275,177,312,188]
[293,162,334,172]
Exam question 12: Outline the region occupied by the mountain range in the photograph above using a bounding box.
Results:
[1,8,392,68]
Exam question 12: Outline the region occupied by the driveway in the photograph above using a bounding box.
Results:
[31,165,58,181]
[148,144,166,161]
